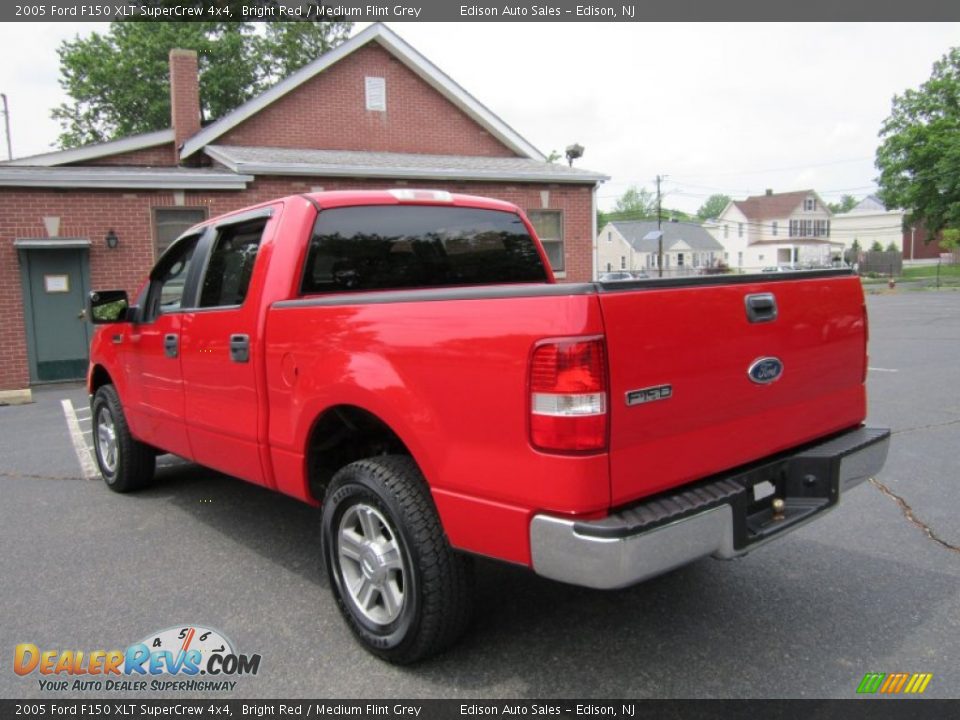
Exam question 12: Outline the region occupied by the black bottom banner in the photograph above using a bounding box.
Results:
[1,699,956,720]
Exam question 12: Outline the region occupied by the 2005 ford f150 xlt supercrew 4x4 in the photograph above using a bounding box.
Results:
[87,190,889,663]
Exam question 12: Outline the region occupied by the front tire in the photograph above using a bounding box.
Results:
[321,456,473,664]
[91,385,156,493]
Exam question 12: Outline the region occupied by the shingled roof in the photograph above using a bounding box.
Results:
[733,190,821,220]
[610,220,723,252]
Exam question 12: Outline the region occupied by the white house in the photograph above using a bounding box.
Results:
[598,219,724,277]
[831,195,905,255]
[709,189,842,271]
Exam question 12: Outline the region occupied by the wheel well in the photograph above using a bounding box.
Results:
[89,365,112,395]
[306,406,411,502]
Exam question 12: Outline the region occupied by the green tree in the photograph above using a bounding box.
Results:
[52,20,351,148]
[875,47,960,233]
[613,185,657,219]
[827,194,858,214]
[941,228,960,260]
[696,194,731,220]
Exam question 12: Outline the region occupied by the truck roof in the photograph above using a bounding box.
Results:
[304,189,521,214]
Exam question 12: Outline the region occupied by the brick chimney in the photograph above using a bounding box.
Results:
[169,49,201,164]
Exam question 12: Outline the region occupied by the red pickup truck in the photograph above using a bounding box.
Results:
[87,190,889,663]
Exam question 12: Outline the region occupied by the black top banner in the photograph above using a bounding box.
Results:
[4,0,960,22]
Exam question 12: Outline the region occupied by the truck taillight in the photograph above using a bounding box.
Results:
[529,338,608,453]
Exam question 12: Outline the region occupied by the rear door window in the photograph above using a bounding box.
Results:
[301,205,548,295]
[198,219,266,308]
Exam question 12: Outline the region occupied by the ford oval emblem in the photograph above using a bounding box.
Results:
[748,357,784,384]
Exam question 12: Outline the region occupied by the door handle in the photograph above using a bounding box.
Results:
[229,334,250,363]
[77,308,87,320]
[745,293,778,323]
[164,333,179,358]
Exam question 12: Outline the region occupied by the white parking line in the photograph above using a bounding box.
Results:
[61,399,99,480]
[868,367,899,373]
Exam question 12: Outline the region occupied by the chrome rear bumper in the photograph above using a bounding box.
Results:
[530,427,890,590]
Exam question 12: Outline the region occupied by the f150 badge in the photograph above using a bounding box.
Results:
[626,384,673,406]
[748,357,784,384]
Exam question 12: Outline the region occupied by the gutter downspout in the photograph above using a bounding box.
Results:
[591,185,598,282]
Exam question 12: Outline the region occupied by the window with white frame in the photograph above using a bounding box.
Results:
[738,223,743,238]
[724,224,728,239]
[620,256,626,269]
[804,198,816,211]
[528,210,564,272]
[772,221,778,237]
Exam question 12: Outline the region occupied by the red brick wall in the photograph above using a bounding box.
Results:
[0,179,592,390]
[219,44,518,158]
[72,143,178,167]
[902,225,945,260]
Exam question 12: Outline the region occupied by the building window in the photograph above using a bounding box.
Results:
[677,253,684,267]
[365,76,386,112]
[738,223,743,238]
[737,251,743,267]
[153,207,207,259]
[528,210,564,272]
[620,256,626,269]
[606,262,611,271]
[789,219,814,237]
[606,231,612,242]
[804,198,816,211]
[723,224,729,239]
[772,221,778,237]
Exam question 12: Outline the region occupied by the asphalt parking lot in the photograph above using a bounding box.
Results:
[1,290,958,700]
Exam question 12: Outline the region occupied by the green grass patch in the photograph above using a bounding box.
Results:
[902,263,960,279]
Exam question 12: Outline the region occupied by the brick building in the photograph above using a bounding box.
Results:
[0,24,606,399]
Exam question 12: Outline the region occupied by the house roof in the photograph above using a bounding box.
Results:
[732,190,823,220]
[0,166,253,190]
[848,194,888,213]
[182,24,545,161]
[610,220,723,252]
[205,145,608,184]
[1,129,174,167]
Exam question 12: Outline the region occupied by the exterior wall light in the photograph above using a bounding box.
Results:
[105,230,119,249]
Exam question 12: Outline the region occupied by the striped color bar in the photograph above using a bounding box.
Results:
[857,672,933,694]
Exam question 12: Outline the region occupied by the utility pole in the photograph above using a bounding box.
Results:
[1,93,11,161]
[656,174,665,277]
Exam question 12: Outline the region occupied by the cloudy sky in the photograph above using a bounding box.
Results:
[1,21,957,213]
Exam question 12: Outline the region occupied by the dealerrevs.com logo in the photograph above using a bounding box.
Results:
[14,625,261,692]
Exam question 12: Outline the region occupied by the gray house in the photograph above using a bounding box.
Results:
[598,219,724,276]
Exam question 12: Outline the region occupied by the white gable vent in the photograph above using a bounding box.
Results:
[365,76,386,112]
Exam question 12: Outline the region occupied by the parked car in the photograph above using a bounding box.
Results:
[599,271,635,282]
[87,190,889,663]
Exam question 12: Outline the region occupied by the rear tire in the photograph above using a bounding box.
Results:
[321,455,474,664]
[91,385,156,493]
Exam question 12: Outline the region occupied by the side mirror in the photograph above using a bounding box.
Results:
[88,290,130,324]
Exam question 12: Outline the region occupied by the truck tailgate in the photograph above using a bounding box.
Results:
[600,272,867,506]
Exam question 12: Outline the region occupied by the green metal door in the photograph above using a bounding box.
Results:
[21,248,91,382]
